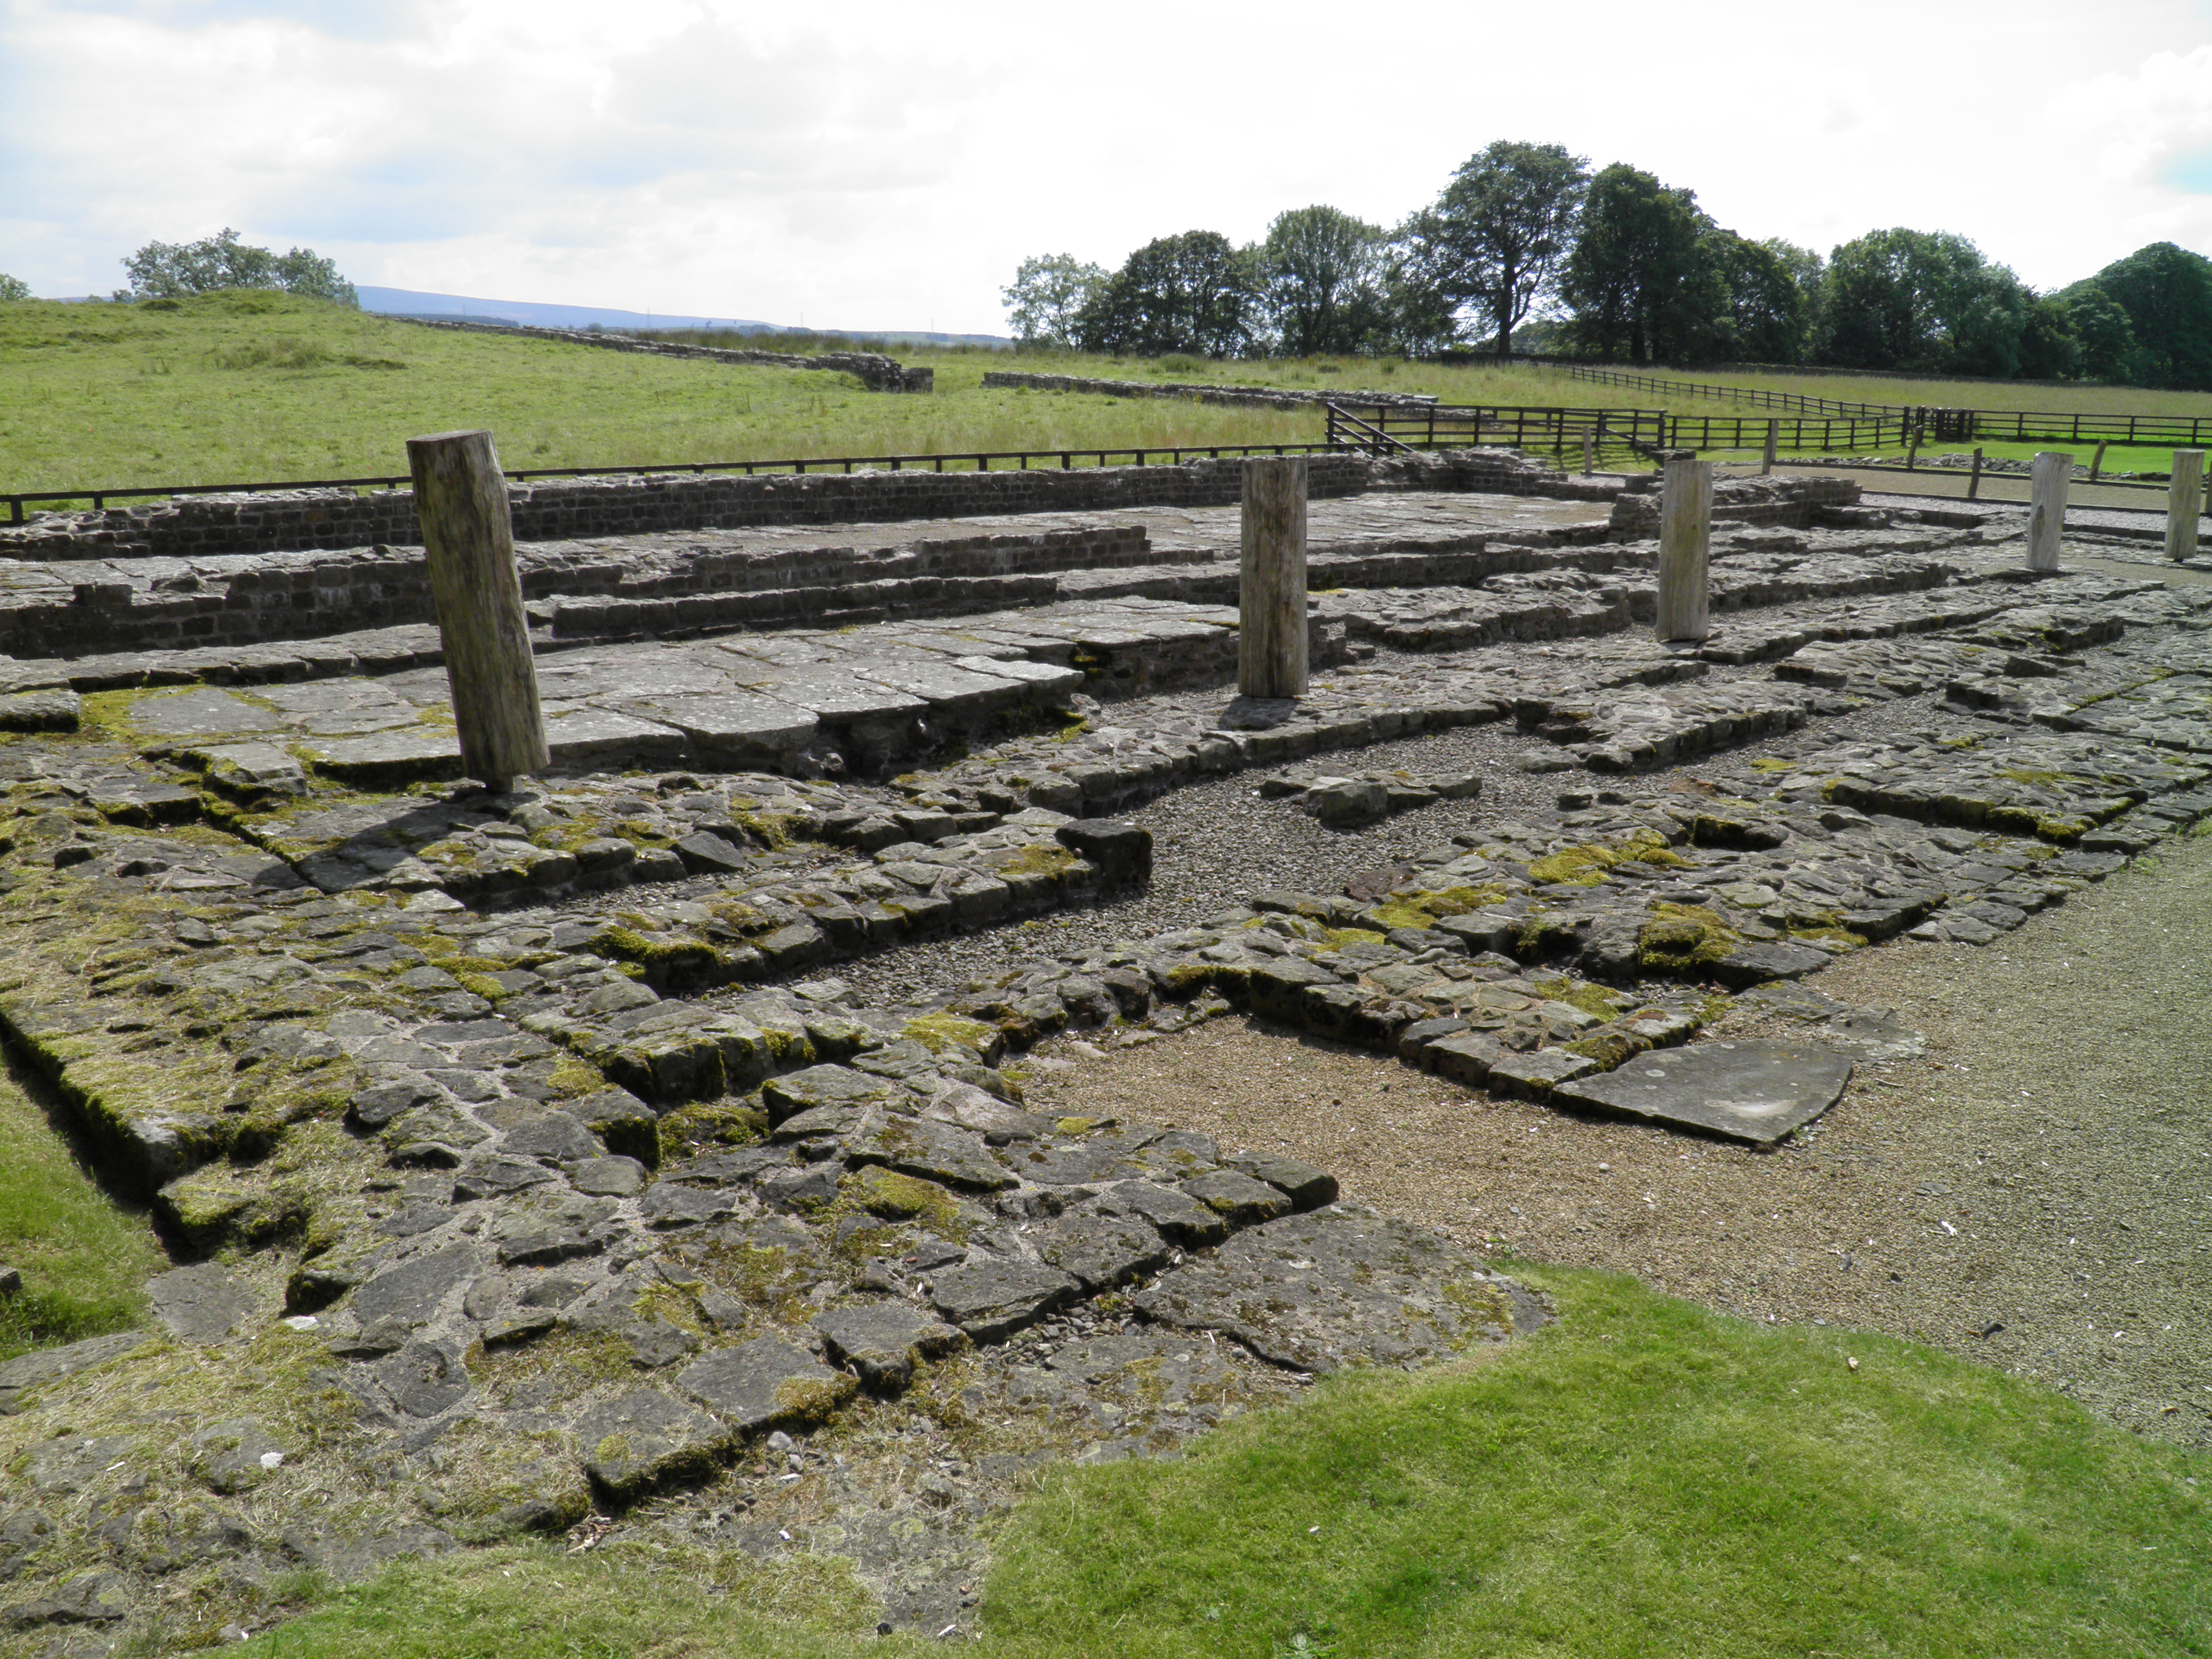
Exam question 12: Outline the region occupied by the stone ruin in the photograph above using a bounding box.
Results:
[4,443,2212,1647]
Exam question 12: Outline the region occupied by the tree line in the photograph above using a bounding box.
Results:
[1002,142,2212,389]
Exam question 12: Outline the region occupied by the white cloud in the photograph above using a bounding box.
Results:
[4,0,2211,328]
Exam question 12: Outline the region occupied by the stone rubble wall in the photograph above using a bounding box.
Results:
[401,318,929,392]
[981,369,1441,410]
[0,448,1580,564]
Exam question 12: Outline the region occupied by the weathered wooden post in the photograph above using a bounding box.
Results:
[1655,455,1712,643]
[2167,449,2204,562]
[1967,446,1983,501]
[1761,419,1777,476]
[2026,450,2071,574]
[1581,433,1594,476]
[2089,440,2109,483]
[406,429,549,792]
[1238,456,1308,698]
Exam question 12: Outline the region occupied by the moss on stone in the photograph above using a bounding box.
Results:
[656,1101,767,1163]
[901,1013,999,1058]
[1000,843,1078,879]
[1322,928,1386,951]
[1635,902,1742,974]
[1533,978,1633,1020]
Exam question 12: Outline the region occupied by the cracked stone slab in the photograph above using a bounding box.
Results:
[574,1388,735,1500]
[144,1262,258,1344]
[1134,1205,1550,1373]
[676,1336,857,1433]
[1550,1038,1853,1144]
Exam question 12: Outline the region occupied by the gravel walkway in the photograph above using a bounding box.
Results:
[833,659,1991,1010]
[1022,825,2212,1451]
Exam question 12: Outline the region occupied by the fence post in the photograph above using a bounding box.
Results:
[405,429,549,794]
[1238,456,1308,698]
[1656,456,1713,643]
[1581,433,1594,476]
[1967,447,1983,501]
[2026,451,2071,574]
[2166,449,2204,562]
[1761,419,1777,476]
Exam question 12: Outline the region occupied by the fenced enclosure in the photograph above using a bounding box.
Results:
[1552,363,2212,450]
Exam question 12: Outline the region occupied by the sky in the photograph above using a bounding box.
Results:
[7,0,2212,334]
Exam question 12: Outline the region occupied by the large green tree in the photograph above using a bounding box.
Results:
[1076,231,1259,357]
[2056,283,2140,382]
[1394,141,1588,356]
[1259,205,1392,356]
[0,273,30,302]
[1558,164,1718,363]
[1816,229,2027,376]
[120,227,357,306]
[1707,232,1810,363]
[1001,253,1108,348]
[2067,242,2212,389]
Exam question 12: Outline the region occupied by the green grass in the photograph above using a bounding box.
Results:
[0,1048,168,1362]
[236,1266,2209,1658]
[0,292,1316,498]
[9,292,2211,501]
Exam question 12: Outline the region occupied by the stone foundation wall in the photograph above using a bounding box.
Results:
[0,448,1582,563]
[0,526,1153,660]
[1605,474,1862,538]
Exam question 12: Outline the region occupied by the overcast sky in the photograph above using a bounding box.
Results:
[7,0,2212,333]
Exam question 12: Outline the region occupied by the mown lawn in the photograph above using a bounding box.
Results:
[0,1050,167,1363]
[238,1265,2210,1659]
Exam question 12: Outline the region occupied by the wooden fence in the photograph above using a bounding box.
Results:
[1552,363,2212,449]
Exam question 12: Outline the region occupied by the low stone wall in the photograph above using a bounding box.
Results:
[401,318,930,392]
[0,448,1583,563]
[980,370,1440,410]
[0,526,1156,660]
[1605,474,1862,538]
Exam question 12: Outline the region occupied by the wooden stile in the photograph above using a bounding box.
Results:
[1238,456,1308,698]
[406,429,549,792]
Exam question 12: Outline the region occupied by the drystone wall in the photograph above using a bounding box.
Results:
[403,318,930,392]
[980,370,1441,410]
[0,448,1596,564]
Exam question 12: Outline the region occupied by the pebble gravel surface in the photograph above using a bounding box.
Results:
[1027,824,2212,1450]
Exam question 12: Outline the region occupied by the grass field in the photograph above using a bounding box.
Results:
[232,1265,2210,1659]
[11,294,2212,503]
[0,1050,167,1363]
[0,294,1315,499]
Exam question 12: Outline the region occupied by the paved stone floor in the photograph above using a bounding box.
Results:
[3,477,2211,1651]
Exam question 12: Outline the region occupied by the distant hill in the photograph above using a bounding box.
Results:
[354,285,1007,347]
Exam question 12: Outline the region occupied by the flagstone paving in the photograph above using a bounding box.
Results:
[7,467,2212,1646]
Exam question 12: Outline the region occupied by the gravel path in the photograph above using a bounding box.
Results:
[833,658,1989,1010]
[1022,825,2212,1451]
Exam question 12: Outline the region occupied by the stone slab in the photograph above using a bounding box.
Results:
[1550,1038,1854,1144]
[676,1335,857,1432]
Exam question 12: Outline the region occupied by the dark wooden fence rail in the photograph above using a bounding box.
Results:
[5,442,1342,526]
[1552,363,2212,449]
[1324,400,1667,463]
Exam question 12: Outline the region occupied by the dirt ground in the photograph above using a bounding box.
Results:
[1026,828,2212,1451]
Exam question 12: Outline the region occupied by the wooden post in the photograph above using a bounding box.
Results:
[1238,456,1308,698]
[406,429,549,792]
[1761,419,1777,475]
[1967,447,1983,501]
[2026,450,2071,574]
[1580,433,1594,476]
[2167,449,2204,562]
[1655,456,1712,643]
[2089,440,2108,482]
